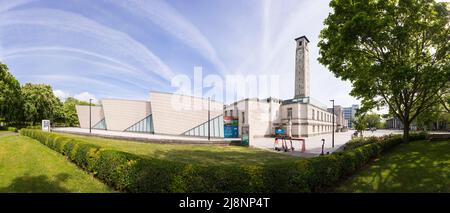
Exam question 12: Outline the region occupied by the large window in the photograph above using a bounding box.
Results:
[241,112,245,124]
[312,109,315,120]
[125,114,154,134]
[182,115,224,138]
[287,108,293,119]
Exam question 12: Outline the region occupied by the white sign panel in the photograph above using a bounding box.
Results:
[42,120,50,132]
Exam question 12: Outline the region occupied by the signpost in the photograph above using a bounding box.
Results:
[241,125,249,146]
[42,120,50,132]
[223,116,239,138]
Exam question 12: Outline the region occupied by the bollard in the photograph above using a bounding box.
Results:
[321,139,325,155]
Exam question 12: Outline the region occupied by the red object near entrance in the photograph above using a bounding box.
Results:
[274,135,306,153]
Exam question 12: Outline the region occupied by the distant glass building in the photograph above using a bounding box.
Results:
[343,104,359,128]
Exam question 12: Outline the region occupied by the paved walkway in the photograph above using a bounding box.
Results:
[0,132,19,137]
[251,130,403,158]
[53,127,240,144]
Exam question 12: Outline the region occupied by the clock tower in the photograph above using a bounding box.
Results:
[294,36,310,99]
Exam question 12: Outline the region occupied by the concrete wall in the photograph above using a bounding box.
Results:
[75,105,104,129]
[101,99,151,131]
[224,98,282,138]
[150,92,223,135]
[279,103,335,137]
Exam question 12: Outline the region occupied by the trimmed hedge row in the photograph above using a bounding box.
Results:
[0,126,18,132]
[20,129,427,192]
[343,132,427,151]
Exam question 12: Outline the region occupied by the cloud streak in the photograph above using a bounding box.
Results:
[0,8,175,81]
[112,0,227,75]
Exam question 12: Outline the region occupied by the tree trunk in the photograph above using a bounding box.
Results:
[403,120,410,143]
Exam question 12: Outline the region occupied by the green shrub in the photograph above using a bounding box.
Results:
[7,127,17,132]
[20,129,428,193]
[26,125,41,129]
[74,143,101,171]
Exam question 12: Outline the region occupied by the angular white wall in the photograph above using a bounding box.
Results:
[75,105,104,129]
[101,99,151,131]
[150,91,223,135]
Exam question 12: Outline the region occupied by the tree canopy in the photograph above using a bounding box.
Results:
[319,0,450,141]
[63,97,90,127]
[21,83,62,125]
[0,63,23,123]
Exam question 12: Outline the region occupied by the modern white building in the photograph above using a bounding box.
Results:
[224,36,335,138]
[76,35,337,139]
[76,91,225,137]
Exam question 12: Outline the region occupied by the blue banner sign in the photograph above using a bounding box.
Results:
[275,127,285,135]
[224,125,239,138]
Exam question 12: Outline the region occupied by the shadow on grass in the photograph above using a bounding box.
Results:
[0,173,70,193]
[336,140,450,192]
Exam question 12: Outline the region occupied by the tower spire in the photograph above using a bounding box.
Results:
[294,36,310,99]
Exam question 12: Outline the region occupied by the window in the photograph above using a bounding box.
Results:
[287,108,293,119]
[321,112,323,121]
[313,125,315,132]
[317,111,320,120]
[230,110,233,117]
[241,112,245,124]
[312,109,315,120]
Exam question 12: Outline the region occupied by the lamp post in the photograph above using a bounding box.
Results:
[330,99,335,148]
[208,97,211,141]
[89,99,92,134]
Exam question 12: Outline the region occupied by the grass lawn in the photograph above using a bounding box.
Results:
[335,139,450,192]
[57,132,296,166]
[0,135,113,192]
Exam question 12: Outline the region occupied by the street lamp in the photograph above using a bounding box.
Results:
[89,98,93,134]
[208,97,211,141]
[330,99,335,148]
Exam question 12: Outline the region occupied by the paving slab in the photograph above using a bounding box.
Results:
[250,130,403,157]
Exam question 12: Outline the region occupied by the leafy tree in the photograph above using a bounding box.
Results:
[21,83,61,125]
[319,0,450,142]
[62,97,90,127]
[353,114,367,137]
[0,62,23,124]
[415,102,450,130]
[365,113,381,128]
[439,91,450,113]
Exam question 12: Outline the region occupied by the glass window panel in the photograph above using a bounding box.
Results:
[214,118,219,137]
[199,124,204,136]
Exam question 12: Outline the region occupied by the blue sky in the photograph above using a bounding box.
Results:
[0,0,360,108]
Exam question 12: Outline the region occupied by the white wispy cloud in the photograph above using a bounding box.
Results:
[0,8,175,81]
[112,0,228,75]
[53,89,69,101]
[3,47,166,89]
[74,92,98,104]
[0,0,35,12]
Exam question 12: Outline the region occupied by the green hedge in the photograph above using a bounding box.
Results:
[19,129,427,192]
[343,132,427,151]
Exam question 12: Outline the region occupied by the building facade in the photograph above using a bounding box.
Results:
[327,105,348,132]
[76,36,340,139]
[223,36,335,138]
[76,91,225,137]
[343,104,359,129]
